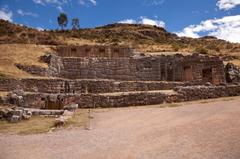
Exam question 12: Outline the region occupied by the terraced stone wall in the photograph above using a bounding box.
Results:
[4,84,240,109]
[0,78,186,94]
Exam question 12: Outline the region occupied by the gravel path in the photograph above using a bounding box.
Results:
[1,97,240,159]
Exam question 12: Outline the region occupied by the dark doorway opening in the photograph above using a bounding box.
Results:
[183,66,193,81]
[71,48,77,53]
[202,68,213,83]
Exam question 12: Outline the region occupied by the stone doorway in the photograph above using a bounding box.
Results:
[183,66,193,81]
[45,96,64,110]
[202,68,213,83]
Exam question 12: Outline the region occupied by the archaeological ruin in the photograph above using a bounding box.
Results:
[0,45,240,113]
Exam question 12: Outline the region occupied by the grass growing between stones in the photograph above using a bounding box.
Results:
[0,109,89,135]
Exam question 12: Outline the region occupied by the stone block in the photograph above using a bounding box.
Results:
[63,104,78,111]
[9,115,21,123]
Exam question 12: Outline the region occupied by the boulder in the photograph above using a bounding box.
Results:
[9,115,21,123]
[63,110,74,117]
[12,110,23,118]
[54,110,74,127]
[54,116,66,127]
[63,104,78,111]
[0,108,9,118]
[225,63,240,83]
[22,114,31,120]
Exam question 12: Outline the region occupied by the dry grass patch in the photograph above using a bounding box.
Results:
[158,103,182,108]
[0,44,53,78]
[64,109,89,129]
[0,109,89,135]
[0,116,56,135]
[229,59,240,67]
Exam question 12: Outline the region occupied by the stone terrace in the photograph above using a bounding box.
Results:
[1,45,239,109]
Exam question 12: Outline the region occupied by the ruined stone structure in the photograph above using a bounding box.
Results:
[20,45,226,85]
[0,45,238,110]
[51,46,226,85]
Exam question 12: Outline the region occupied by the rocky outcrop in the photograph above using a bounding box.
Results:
[225,63,240,83]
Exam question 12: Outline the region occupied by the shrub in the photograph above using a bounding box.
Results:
[195,47,208,54]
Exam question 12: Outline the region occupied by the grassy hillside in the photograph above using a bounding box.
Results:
[0,19,240,78]
[0,44,52,78]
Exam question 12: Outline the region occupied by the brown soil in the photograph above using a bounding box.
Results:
[1,97,240,159]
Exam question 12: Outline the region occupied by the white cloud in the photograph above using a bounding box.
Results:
[118,19,137,24]
[217,0,240,10]
[119,17,165,28]
[36,27,44,31]
[57,6,63,12]
[79,0,97,6]
[89,0,97,5]
[17,9,38,17]
[176,15,240,43]
[144,0,164,6]
[0,8,13,22]
[33,0,68,5]
[140,16,165,27]
[33,0,70,12]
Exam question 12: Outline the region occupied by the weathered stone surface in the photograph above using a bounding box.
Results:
[0,46,239,109]
[63,104,78,111]
[54,117,66,127]
[13,46,226,85]
[54,110,73,127]
[22,114,31,120]
[225,63,240,83]
[0,78,188,94]
[9,115,21,123]
[46,53,225,85]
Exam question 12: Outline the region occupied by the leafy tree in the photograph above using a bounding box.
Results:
[57,13,68,30]
[72,18,80,30]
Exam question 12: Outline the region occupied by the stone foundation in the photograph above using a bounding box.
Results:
[3,85,240,109]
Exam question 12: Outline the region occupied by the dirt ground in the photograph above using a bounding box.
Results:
[1,97,240,159]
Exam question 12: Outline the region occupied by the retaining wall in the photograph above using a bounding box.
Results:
[5,85,240,109]
[0,78,186,94]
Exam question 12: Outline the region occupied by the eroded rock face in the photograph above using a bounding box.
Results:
[225,63,240,83]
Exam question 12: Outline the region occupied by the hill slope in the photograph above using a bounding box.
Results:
[1,20,240,55]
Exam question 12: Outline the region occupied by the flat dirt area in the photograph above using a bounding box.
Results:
[1,97,240,159]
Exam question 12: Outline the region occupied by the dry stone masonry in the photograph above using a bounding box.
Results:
[0,45,239,111]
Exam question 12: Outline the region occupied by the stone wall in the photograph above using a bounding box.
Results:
[0,78,187,94]
[47,53,225,84]
[15,64,47,76]
[14,45,225,85]
[5,84,240,109]
[56,45,133,58]
[175,85,240,101]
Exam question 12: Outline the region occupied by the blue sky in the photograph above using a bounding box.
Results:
[0,0,240,42]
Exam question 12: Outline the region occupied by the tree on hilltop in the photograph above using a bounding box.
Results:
[57,13,68,30]
[72,18,80,30]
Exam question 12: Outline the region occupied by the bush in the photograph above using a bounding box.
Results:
[172,43,181,51]
[195,47,208,54]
